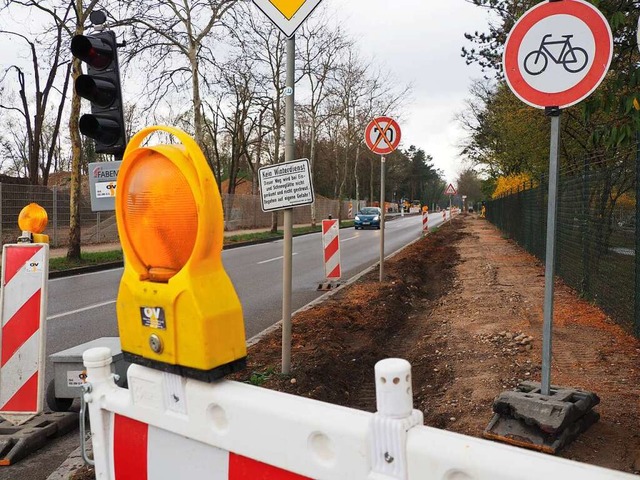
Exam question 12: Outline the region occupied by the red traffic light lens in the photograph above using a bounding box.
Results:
[71,35,112,70]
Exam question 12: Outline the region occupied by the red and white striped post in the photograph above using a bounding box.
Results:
[322,219,341,281]
[422,211,429,234]
[0,243,48,424]
[348,202,353,219]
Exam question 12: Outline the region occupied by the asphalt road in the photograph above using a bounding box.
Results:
[1,211,449,480]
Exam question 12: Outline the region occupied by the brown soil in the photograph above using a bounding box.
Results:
[233,214,640,475]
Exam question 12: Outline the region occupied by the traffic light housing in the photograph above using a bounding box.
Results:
[71,30,126,156]
[115,125,247,382]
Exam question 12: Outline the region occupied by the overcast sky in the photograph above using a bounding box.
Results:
[0,0,490,184]
[325,0,488,182]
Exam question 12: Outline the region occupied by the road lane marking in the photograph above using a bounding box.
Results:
[47,300,116,320]
[257,252,298,265]
[49,267,123,281]
[341,236,360,243]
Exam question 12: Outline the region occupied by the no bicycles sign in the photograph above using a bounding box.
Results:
[503,0,612,109]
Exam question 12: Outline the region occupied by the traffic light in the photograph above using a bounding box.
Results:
[71,30,126,156]
[115,125,247,382]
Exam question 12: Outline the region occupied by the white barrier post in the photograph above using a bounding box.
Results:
[82,347,118,477]
[369,359,423,480]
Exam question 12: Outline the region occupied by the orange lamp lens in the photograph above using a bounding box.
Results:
[18,203,48,234]
[121,151,198,282]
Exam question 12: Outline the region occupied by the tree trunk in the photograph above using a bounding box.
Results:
[67,28,83,260]
[270,100,281,233]
[370,157,375,206]
[309,116,317,227]
[354,143,360,205]
[191,49,203,147]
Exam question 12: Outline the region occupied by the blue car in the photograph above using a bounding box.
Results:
[354,207,381,229]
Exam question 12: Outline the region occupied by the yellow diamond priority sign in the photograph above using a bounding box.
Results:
[269,0,304,20]
[252,0,323,37]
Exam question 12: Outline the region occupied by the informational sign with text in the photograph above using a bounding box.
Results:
[88,161,121,211]
[259,158,315,212]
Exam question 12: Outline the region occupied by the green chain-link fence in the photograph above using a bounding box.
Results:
[487,145,638,338]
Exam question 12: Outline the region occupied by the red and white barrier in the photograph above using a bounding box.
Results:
[0,244,48,424]
[348,203,353,219]
[322,219,341,281]
[112,414,309,479]
[82,349,635,480]
[422,212,429,233]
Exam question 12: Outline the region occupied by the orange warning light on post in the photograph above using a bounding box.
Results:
[17,203,49,243]
[18,203,48,234]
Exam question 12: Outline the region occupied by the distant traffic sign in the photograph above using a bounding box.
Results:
[364,117,401,155]
[252,0,323,38]
[503,0,612,109]
[444,184,457,196]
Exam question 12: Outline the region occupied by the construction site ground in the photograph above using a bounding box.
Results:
[70,213,640,479]
[232,213,640,475]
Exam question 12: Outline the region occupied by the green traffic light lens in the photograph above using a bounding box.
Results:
[79,115,120,146]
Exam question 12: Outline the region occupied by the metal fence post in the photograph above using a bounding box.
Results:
[635,131,640,338]
[581,156,590,296]
[53,186,58,247]
[539,174,546,259]
[97,211,101,243]
[0,183,3,246]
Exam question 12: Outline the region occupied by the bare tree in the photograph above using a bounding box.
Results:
[229,4,287,232]
[119,0,236,148]
[298,18,350,225]
[0,0,73,185]
[327,48,406,207]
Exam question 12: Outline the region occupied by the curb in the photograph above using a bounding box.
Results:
[46,446,85,480]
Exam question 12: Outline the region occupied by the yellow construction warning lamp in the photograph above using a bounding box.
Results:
[17,203,49,244]
[115,125,246,382]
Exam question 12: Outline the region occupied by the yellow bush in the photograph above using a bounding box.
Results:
[492,174,533,199]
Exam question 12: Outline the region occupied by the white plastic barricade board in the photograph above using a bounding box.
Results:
[111,414,309,479]
[0,244,48,423]
[321,219,341,280]
[83,348,636,480]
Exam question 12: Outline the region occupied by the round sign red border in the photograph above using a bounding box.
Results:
[503,0,612,109]
[364,116,402,155]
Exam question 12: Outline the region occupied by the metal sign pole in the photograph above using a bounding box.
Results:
[541,107,561,396]
[282,35,295,375]
[379,155,386,282]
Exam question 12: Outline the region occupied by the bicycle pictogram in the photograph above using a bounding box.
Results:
[523,34,588,76]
